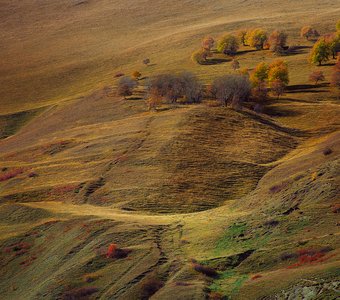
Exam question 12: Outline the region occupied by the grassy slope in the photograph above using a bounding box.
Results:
[0,0,340,299]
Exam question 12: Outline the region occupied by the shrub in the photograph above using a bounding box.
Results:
[237,29,248,46]
[250,62,269,86]
[209,292,226,300]
[246,28,268,50]
[193,263,218,277]
[117,76,137,99]
[324,33,340,59]
[132,71,142,80]
[332,204,340,213]
[114,72,124,78]
[0,168,24,182]
[191,48,211,64]
[28,171,38,178]
[323,147,332,155]
[211,74,251,108]
[217,34,239,55]
[231,59,240,71]
[143,58,150,66]
[202,36,215,51]
[309,70,325,85]
[268,30,288,54]
[106,243,131,259]
[268,60,289,85]
[300,26,320,40]
[148,72,203,104]
[251,274,262,280]
[140,278,163,300]
[331,60,340,98]
[63,287,99,300]
[309,39,332,65]
[270,79,286,99]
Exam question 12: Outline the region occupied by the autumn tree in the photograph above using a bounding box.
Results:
[191,49,211,64]
[202,36,215,51]
[324,33,340,59]
[117,76,137,99]
[300,26,320,41]
[250,62,269,100]
[231,59,240,71]
[250,62,269,86]
[217,34,239,55]
[132,71,142,80]
[331,60,340,98]
[309,39,332,65]
[211,74,251,107]
[271,79,285,99]
[336,20,340,32]
[309,70,325,85]
[246,28,268,50]
[237,29,248,46]
[268,60,289,86]
[268,30,288,54]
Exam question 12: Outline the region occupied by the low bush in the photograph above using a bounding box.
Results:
[193,263,218,278]
[286,247,334,269]
[106,243,131,259]
[323,147,332,155]
[251,274,262,280]
[140,278,163,300]
[63,287,99,300]
[0,168,24,182]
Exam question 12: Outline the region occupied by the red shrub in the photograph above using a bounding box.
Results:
[106,243,131,259]
[251,274,262,280]
[331,204,340,213]
[114,72,125,78]
[286,247,333,269]
[0,168,24,182]
[106,243,117,258]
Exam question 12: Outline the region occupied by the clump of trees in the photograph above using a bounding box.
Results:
[192,37,215,64]
[211,74,251,108]
[147,72,203,109]
[217,34,239,55]
[245,28,268,50]
[300,26,320,41]
[250,60,289,99]
[309,70,325,85]
[117,76,137,99]
[309,21,340,65]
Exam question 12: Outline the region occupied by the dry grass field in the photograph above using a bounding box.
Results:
[0,0,340,299]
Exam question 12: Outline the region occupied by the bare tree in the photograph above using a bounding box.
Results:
[117,76,137,99]
[143,58,151,66]
[212,74,251,107]
[309,70,325,85]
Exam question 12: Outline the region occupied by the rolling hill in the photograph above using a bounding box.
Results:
[0,0,339,299]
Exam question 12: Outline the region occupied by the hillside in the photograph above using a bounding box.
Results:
[0,0,340,299]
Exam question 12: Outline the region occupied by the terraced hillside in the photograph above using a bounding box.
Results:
[0,0,339,299]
